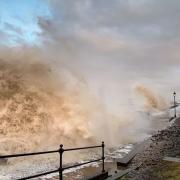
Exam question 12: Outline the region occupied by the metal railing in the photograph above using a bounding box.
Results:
[0,142,105,180]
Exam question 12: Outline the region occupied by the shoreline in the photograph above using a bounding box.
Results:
[122,117,180,179]
[0,118,179,179]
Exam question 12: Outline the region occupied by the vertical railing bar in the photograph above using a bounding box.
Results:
[59,144,64,180]
[173,92,177,118]
[102,141,105,173]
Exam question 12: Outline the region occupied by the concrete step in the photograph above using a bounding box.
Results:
[163,156,180,163]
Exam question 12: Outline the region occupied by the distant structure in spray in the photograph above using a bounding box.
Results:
[134,84,168,111]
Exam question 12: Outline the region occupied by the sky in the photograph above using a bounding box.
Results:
[0,0,180,113]
[0,0,50,44]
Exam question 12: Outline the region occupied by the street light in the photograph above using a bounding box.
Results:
[173,91,176,118]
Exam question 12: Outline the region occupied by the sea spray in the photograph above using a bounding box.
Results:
[134,84,168,111]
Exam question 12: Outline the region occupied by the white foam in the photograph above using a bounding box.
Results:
[0,175,11,180]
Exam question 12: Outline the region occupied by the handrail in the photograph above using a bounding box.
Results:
[64,145,102,151]
[0,149,59,159]
[0,141,105,180]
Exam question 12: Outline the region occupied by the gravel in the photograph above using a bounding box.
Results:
[124,117,180,180]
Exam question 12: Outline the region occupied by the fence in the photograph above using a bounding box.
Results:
[0,142,105,180]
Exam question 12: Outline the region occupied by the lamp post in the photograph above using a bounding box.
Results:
[173,91,176,118]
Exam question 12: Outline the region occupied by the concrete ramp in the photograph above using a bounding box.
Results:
[116,140,149,166]
[106,164,142,180]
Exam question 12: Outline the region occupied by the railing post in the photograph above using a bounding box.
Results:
[102,141,105,173]
[59,144,64,180]
[173,92,177,118]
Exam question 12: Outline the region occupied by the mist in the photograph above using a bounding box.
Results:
[0,0,180,154]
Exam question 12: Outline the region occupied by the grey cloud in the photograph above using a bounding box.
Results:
[37,0,180,103]
[0,30,9,45]
[4,22,23,35]
[48,0,180,40]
